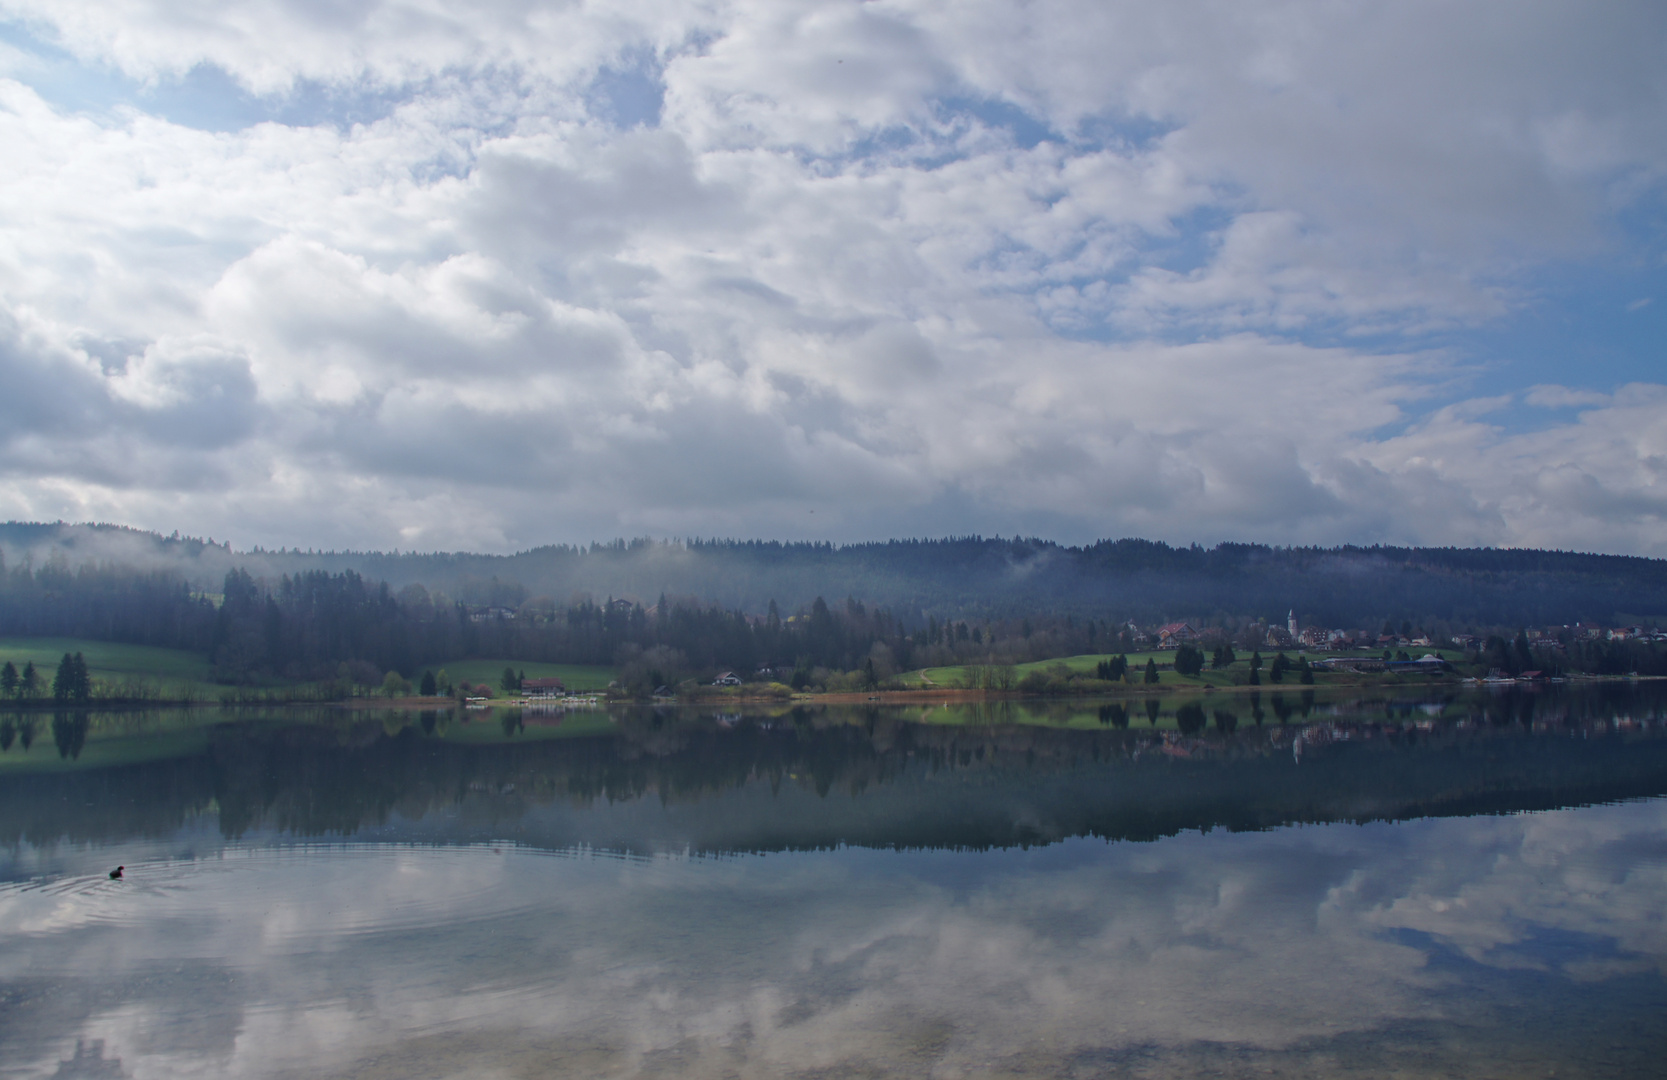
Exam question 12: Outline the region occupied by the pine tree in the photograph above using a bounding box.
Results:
[1143,658,1160,684]
[52,654,74,702]
[71,653,91,700]
[420,670,437,696]
[1097,655,1129,681]
[0,661,15,698]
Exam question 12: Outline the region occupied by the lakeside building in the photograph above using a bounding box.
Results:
[1312,653,1447,674]
[1157,622,1198,648]
[521,677,566,698]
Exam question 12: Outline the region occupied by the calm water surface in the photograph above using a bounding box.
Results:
[3,685,1666,1078]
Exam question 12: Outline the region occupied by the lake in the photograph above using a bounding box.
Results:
[3,683,1666,1078]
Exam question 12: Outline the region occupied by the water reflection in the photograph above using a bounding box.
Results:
[0,685,1664,1077]
[50,711,89,760]
[0,685,1665,855]
[2,804,1664,1078]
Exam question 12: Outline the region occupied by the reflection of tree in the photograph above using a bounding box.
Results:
[1098,704,1129,728]
[52,711,90,759]
[180,712,1667,850]
[5,686,1667,854]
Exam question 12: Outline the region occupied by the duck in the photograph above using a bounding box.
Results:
[109,866,123,880]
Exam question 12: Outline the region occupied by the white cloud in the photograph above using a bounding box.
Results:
[0,1,1663,551]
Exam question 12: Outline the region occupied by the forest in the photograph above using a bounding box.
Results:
[6,522,1667,628]
[9,526,1667,686]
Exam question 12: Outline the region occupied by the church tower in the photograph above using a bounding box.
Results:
[1288,610,1298,637]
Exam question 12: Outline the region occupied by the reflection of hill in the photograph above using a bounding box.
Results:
[4,703,1667,854]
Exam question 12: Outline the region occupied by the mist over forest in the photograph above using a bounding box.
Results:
[5,521,1667,630]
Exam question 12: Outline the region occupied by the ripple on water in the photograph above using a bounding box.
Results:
[0,844,589,946]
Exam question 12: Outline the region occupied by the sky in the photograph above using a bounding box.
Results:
[0,1,1664,556]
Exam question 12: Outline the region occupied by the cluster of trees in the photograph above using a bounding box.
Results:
[1095,655,1129,681]
[14,523,1667,630]
[4,538,1667,692]
[1173,644,1206,676]
[1,561,933,688]
[1478,632,1667,678]
[1265,652,1315,685]
[0,553,215,648]
[50,654,91,701]
[0,660,40,700]
[2,654,95,703]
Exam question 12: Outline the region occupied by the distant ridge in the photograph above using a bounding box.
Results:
[4,521,1666,627]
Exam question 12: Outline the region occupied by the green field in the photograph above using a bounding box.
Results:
[0,640,619,699]
[0,637,220,699]
[909,651,1233,689]
[432,659,617,693]
[907,648,1468,690]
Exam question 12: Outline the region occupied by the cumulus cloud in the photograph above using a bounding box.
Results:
[0,0,1663,551]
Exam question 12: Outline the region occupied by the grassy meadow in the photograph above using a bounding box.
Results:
[0,632,1467,712]
[905,647,1469,691]
[0,637,221,700]
[433,659,617,693]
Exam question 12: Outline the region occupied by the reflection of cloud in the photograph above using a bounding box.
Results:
[2,800,1664,1077]
[1363,802,1667,976]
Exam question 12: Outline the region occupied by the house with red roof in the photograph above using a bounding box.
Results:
[1157,622,1197,648]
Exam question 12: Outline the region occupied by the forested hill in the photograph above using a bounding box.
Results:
[4,522,1667,629]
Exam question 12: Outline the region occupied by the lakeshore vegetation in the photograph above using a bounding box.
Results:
[2,524,1666,704]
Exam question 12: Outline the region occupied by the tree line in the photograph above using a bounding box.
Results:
[3,549,1666,689]
[12,523,1667,629]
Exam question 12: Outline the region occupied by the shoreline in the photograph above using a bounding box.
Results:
[15,673,1662,712]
